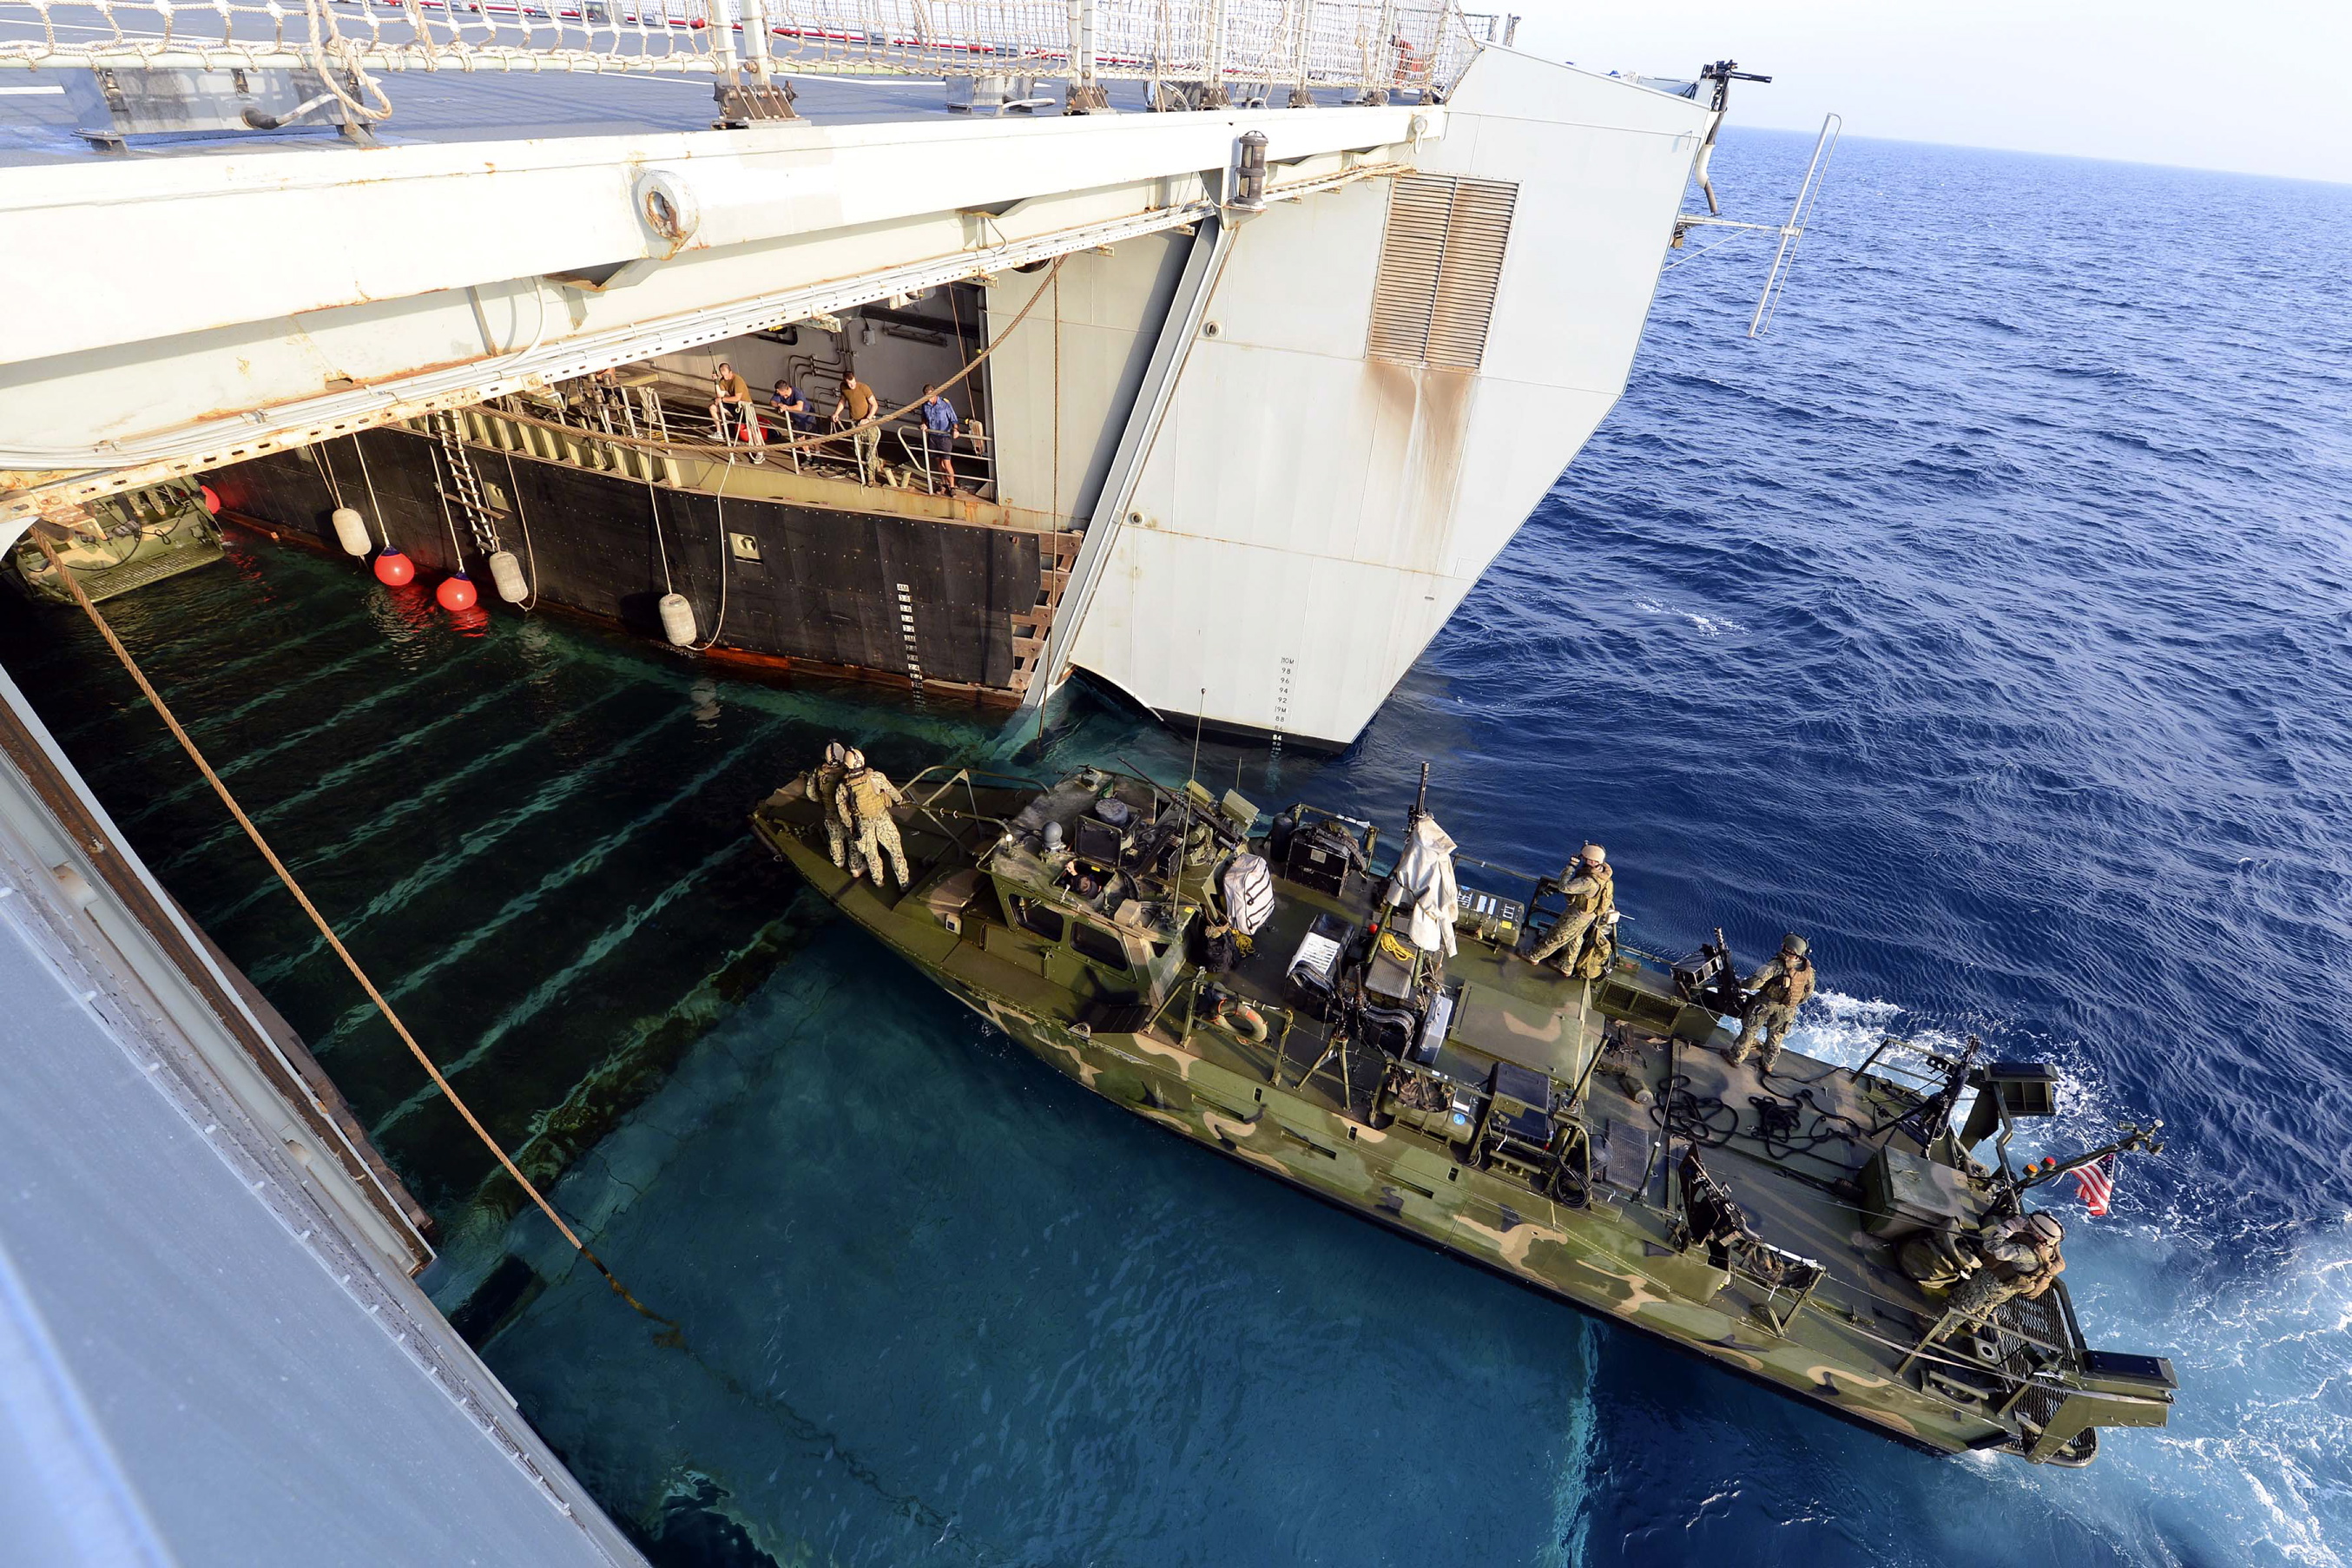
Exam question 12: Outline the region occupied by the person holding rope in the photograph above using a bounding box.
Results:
[709,361,766,458]
[833,372,882,484]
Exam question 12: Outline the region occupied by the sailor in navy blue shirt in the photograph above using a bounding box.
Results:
[918,385,960,492]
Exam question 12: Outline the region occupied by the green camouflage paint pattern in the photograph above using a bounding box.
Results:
[750,768,2174,1465]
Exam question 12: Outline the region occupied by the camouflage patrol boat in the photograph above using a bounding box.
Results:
[3,478,224,604]
[751,759,2177,1464]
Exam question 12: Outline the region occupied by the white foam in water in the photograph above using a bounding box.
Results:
[1785,992,2352,1563]
[1633,597,1742,637]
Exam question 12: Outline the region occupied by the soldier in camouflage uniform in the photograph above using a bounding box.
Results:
[1945,1212,2065,1327]
[1528,844,1613,970]
[810,740,853,868]
[1569,907,1617,982]
[835,748,910,888]
[1731,932,1815,1071]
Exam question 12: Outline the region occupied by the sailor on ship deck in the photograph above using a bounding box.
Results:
[710,361,766,456]
[833,372,882,484]
[772,379,815,434]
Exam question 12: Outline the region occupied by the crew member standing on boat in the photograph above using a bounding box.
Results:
[833,372,882,485]
[810,740,853,869]
[1731,933,1815,1071]
[1528,844,1613,970]
[1946,1212,2065,1326]
[836,748,910,888]
[710,361,765,454]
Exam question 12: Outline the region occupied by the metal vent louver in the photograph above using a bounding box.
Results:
[1367,174,1519,371]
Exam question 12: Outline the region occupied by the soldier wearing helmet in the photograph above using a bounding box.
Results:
[1945,1211,2066,1327]
[1730,932,1815,1071]
[809,739,853,869]
[834,746,911,888]
[1528,843,1614,971]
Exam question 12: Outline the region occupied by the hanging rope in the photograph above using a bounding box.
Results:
[308,444,346,510]
[427,445,467,568]
[30,530,682,1342]
[649,475,674,596]
[501,450,540,612]
[349,433,390,550]
[690,458,735,652]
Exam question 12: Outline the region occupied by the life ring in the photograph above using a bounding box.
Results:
[1222,1003,1268,1045]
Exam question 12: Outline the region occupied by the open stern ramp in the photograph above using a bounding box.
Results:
[1012,49,1715,748]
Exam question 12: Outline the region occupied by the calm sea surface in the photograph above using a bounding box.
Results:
[6,129,2349,1566]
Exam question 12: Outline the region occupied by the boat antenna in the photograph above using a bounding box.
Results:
[1189,686,1206,786]
[1411,760,1430,827]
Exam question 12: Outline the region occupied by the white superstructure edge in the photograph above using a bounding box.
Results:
[1009,50,1713,748]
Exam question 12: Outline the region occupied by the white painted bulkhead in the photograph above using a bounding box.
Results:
[1009,51,1713,748]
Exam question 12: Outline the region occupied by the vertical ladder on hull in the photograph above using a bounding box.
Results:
[431,408,502,555]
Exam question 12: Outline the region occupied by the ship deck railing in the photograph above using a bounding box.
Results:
[425,392,1072,543]
[0,0,1505,121]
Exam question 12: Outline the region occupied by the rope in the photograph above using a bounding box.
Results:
[501,450,540,612]
[650,477,675,596]
[1051,265,1062,523]
[31,533,681,1340]
[690,458,735,651]
[349,433,389,550]
[300,0,394,126]
[309,444,346,510]
[426,444,466,570]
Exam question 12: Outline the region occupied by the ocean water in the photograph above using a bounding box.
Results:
[6,128,2349,1565]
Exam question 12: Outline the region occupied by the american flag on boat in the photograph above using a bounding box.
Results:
[2071,1152,2118,1217]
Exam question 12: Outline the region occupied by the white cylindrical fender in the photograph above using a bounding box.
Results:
[488,549,529,603]
[331,507,372,557]
[658,591,697,647]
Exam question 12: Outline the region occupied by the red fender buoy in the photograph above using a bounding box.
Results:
[435,572,478,612]
[199,484,221,516]
[372,546,415,586]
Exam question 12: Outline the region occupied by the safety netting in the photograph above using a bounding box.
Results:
[0,0,1497,89]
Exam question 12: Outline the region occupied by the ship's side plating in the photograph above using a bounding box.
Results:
[994,52,1714,748]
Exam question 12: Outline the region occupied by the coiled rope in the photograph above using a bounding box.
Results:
[30,531,680,1342]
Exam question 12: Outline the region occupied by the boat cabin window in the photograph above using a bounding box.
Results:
[1017,899,1065,943]
[1071,919,1130,972]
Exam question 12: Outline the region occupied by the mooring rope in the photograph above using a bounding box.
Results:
[350,433,390,550]
[30,532,681,1342]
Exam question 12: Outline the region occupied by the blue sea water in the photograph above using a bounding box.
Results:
[8,128,2350,1565]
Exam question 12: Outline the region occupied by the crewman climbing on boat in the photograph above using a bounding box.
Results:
[835,748,910,888]
[811,740,853,869]
[1731,932,1815,1071]
[1528,844,1613,970]
[1946,1211,2066,1327]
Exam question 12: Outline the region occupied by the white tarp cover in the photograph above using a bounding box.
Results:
[1386,814,1459,958]
[1222,853,1275,937]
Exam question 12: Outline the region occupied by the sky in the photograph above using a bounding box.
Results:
[1507,1,2352,186]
